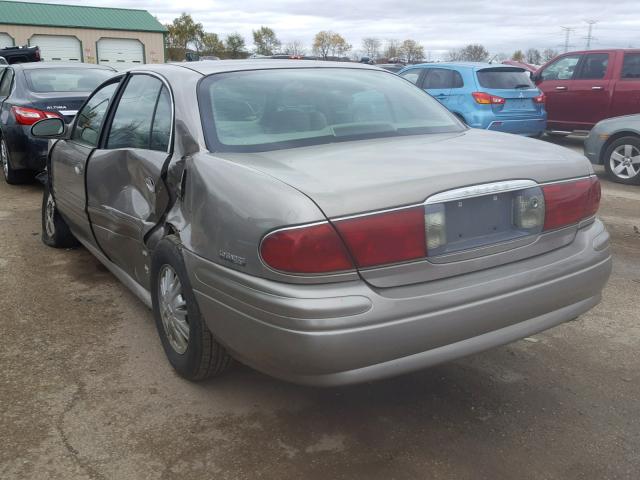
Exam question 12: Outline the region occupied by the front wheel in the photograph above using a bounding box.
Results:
[41,182,79,248]
[151,236,232,381]
[603,136,640,185]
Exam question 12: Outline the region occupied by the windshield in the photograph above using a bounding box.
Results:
[199,68,463,152]
[25,68,114,93]
[476,68,534,89]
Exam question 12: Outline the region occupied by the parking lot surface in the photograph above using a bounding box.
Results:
[1,136,639,480]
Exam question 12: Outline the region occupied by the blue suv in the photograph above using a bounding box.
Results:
[397,62,547,137]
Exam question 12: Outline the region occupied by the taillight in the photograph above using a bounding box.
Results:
[533,93,545,104]
[472,92,505,105]
[260,222,354,274]
[11,106,60,126]
[542,176,601,231]
[333,207,426,268]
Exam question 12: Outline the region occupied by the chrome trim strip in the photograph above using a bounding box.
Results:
[333,204,421,222]
[59,110,78,116]
[425,179,538,205]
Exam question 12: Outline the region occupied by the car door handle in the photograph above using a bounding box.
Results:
[73,164,83,175]
[144,176,155,193]
[591,86,604,90]
[555,86,568,91]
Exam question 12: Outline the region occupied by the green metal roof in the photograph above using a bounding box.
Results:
[0,1,167,33]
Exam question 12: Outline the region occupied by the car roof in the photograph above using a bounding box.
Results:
[10,61,116,71]
[406,62,523,71]
[134,59,383,76]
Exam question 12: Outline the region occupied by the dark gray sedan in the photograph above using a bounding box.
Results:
[32,61,611,386]
[584,114,640,185]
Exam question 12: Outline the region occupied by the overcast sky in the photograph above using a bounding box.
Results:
[23,0,640,58]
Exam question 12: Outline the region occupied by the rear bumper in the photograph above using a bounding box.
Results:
[185,220,611,386]
[486,117,547,136]
[2,125,48,171]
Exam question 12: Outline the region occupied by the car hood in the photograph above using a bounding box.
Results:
[215,129,593,218]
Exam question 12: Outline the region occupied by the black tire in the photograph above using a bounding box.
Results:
[1,137,32,185]
[151,235,232,381]
[41,181,80,248]
[603,136,640,185]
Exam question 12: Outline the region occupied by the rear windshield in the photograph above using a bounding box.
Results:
[476,68,534,89]
[25,68,114,93]
[198,68,463,152]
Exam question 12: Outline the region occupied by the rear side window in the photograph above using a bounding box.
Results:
[25,68,113,92]
[540,55,581,81]
[424,68,464,89]
[476,68,533,89]
[399,69,421,85]
[621,53,640,79]
[575,53,609,80]
[0,68,13,96]
[107,75,171,152]
[72,81,119,147]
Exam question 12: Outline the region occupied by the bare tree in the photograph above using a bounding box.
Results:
[384,39,402,61]
[362,37,381,60]
[400,39,425,64]
[284,40,305,56]
[542,48,559,63]
[525,48,542,65]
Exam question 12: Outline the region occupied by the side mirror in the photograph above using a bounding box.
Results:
[31,117,65,138]
[530,71,541,83]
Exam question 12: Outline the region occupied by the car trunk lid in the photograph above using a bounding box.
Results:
[217,129,593,287]
[29,92,89,123]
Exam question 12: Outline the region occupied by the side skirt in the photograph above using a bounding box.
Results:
[77,235,152,309]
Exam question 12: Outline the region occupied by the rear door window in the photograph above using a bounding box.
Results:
[399,69,422,85]
[424,68,464,89]
[575,53,609,80]
[621,53,640,79]
[476,68,533,89]
[540,55,582,81]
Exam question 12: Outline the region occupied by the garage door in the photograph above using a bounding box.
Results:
[97,38,144,68]
[0,33,14,49]
[30,35,81,62]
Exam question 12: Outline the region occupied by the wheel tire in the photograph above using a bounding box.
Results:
[603,136,640,185]
[151,235,232,381]
[41,182,80,248]
[1,137,32,185]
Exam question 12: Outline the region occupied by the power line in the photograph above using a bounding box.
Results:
[559,26,575,53]
[584,20,598,49]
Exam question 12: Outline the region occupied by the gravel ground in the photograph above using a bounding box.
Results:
[1,135,639,480]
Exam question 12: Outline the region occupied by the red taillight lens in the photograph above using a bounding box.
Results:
[12,106,60,126]
[334,207,426,268]
[533,93,545,104]
[260,222,354,274]
[542,176,601,231]
[472,92,505,105]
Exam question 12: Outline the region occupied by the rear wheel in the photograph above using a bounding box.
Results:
[41,181,79,248]
[603,136,640,185]
[151,236,232,381]
[1,137,32,185]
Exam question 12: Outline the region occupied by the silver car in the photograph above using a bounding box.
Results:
[32,61,611,386]
[584,114,640,185]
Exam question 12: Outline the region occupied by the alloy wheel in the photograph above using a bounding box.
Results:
[45,193,57,238]
[610,144,640,180]
[158,265,190,354]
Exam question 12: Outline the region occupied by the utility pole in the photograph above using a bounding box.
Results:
[584,20,598,49]
[560,26,575,53]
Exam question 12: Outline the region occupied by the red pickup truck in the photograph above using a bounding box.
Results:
[533,49,640,134]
